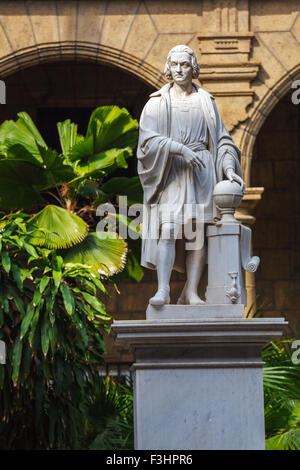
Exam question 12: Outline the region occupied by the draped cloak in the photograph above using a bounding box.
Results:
[137,82,242,273]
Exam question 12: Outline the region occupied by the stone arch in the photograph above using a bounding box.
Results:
[240,63,300,186]
[0,40,165,90]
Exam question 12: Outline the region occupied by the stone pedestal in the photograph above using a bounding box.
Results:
[206,223,247,305]
[111,315,286,450]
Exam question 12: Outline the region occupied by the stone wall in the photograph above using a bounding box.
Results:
[251,92,300,335]
[1,0,300,174]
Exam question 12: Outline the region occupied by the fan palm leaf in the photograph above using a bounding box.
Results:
[28,205,88,249]
[57,119,83,163]
[86,106,138,151]
[75,147,132,177]
[64,106,138,179]
[63,232,127,275]
[0,112,75,209]
[0,112,47,165]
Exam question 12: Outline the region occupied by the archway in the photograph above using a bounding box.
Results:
[0,41,165,89]
[1,58,155,176]
[251,88,300,334]
[240,63,300,187]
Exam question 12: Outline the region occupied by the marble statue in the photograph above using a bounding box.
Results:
[137,45,245,306]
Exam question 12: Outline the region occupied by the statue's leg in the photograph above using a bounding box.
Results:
[184,246,206,305]
[149,222,179,306]
[176,247,206,305]
[177,220,206,305]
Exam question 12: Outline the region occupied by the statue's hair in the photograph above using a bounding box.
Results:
[164,45,200,80]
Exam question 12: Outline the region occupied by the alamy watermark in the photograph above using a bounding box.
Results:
[95,196,206,250]
[0,80,5,104]
[291,80,300,104]
[291,340,300,365]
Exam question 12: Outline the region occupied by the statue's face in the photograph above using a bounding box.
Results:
[169,52,193,85]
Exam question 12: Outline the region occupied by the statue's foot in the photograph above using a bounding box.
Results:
[185,292,205,305]
[149,288,170,306]
[177,294,186,305]
[177,284,187,305]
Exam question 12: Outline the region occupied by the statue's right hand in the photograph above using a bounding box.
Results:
[181,147,206,171]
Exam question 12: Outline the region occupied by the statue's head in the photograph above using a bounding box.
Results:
[164,45,200,84]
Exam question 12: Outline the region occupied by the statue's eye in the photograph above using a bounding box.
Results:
[171,62,177,67]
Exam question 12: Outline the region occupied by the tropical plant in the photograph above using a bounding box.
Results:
[263,336,300,450]
[82,376,134,450]
[0,213,113,449]
[0,105,141,449]
[0,107,140,275]
[247,299,300,449]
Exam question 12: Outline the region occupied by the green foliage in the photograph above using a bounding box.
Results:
[64,232,127,276]
[0,107,139,278]
[101,176,143,206]
[0,113,74,209]
[0,213,111,449]
[263,336,300,450]
[0,108,139,211]
[28,205,88,249]
[82,377,134,450]
[58,106,138,181]
[246,300,300,450]
[0,105,145,448]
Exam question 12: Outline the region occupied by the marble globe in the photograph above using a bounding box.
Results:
[213,180,243,210]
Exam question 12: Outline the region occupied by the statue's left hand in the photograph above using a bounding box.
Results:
[226,168,246,193]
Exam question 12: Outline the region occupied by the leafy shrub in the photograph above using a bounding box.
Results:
[83,376,134,450]
[0,105,142,448]
[263,337,300,450]
[0,213,112,449]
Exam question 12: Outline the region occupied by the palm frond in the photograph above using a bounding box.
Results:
[64,106,138,178]
[85,377,134,450]
[0,112,47,165]
[63,232,127,276]
[57,119,82,161]
[28,205,88,249]
[263,338,300,450]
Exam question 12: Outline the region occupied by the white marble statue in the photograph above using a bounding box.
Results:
[137,45,245,306]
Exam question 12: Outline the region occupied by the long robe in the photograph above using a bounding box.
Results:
[137,82,242,272]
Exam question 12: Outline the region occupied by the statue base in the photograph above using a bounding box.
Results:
[111,314,287,450]
[146,303,244,319]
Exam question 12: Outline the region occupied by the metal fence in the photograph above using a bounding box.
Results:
[98,362,133,381]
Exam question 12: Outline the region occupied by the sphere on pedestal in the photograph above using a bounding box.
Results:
[213,180,243,211]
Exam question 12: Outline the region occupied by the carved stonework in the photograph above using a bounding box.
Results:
[197,32,260,131]
[235,187,264,226]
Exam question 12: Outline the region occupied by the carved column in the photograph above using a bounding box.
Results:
[198,1,259,132]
